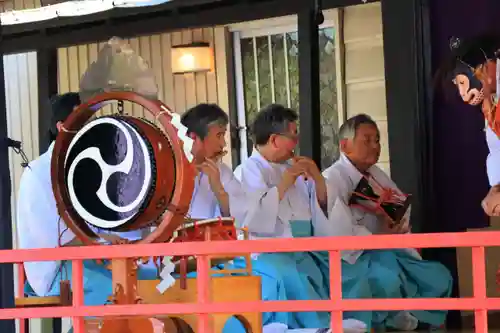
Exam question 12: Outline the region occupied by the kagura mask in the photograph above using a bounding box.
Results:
[452,63,485,106]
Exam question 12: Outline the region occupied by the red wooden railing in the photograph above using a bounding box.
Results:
[3,231,500,333]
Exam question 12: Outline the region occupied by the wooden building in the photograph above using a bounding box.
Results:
[2,0,498,332]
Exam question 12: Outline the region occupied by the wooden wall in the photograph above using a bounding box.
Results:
[4,52,39,248]
[57,27,232,333]
[3,51,39,333]
[57,27,233,166]
[1,3,388,333]
[344,2,389,174]
[0,0,41,11]
[2,26,231,333]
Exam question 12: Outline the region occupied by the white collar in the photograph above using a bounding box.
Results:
[339,153,378,188]
[251,148,293,167]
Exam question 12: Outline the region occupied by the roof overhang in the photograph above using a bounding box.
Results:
[0,0,374,54]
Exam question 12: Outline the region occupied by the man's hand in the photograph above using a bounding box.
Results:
[292,156,322,182]
[292,157,328,208]
[277,160,309,200]
[482,185,500,216]
[197,158,230,216]
[197,158,224,195]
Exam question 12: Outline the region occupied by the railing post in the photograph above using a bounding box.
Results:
[196,255,211,333]
[17,263,26,333]
[72,260,85,333]
[329,250,343,333]
[472,246,488,333]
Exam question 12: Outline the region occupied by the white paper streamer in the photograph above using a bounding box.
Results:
[160,105,194,162]
[156,256,176,294]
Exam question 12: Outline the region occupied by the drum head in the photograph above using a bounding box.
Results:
[65,115,173,231]
[52,92,195,245]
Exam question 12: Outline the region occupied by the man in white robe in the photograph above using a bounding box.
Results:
[179,103,246,220]
[319,114,453,331]
[228,104,368,333]
[179,103,263,332]
[16,93,155,313]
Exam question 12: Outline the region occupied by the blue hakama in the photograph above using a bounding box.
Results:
[218,220,368,332]
[314,249,452,330]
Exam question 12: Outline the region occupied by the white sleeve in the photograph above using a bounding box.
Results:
[323,174,371,263]
[218,164,248,225]
[239,160,291,235]
[321,168,373,237]
[307,180,329,232]
[485,127,500,186]
[487,151,500,186]
[17,171,64,249]
[17,171,61,296]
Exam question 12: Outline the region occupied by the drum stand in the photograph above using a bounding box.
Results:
[86,227,262,333]
[98,258,164,333]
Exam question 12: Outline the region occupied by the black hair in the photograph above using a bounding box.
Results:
[180,103,229,139]
[48,92,81,143]
[435,33,500,98]
[251,104,298,146]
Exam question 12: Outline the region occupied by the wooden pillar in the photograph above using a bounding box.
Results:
[0,25,17,333]
[298,1,322,167]
[37,47,59,154]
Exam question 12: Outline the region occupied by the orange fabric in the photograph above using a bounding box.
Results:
[484,100,500,138]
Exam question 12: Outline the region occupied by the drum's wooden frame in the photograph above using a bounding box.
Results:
[51,91,195,245]
[49,91,261,333]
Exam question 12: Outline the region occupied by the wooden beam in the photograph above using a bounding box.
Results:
[3,0,225,36]
[36,48,58,155]
[1,0,367,54]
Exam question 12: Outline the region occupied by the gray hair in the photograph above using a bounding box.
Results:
[180,103,229,139]
[338,114,378,142]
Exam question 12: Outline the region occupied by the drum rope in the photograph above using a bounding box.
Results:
[60,125,78,134]
[154,110,169,125]
[117,100,124,115]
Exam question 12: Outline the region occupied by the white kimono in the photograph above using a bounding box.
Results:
[227,149,333,331]
[321,154,452,330]
[237,150,326,240]
[321,153,420,264]
[17,143,77,296]
[188,162,246,222]
[486,126,500,186]
[17,143,153,298]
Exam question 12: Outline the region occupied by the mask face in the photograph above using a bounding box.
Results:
[453,63,485,106]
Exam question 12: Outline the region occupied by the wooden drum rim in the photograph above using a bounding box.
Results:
[171,217,237,245]
[51,91,195,245]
